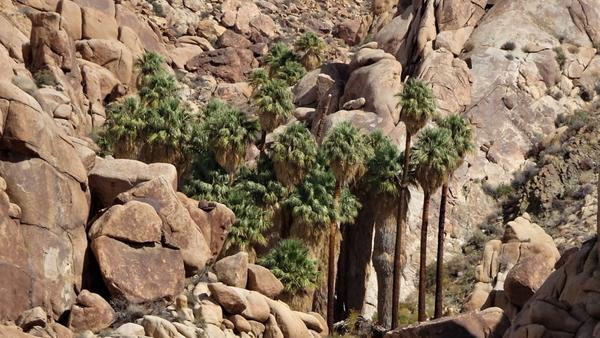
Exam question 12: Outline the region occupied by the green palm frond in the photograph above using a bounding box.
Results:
[437,114,475,167]
[365,131,404,197]
[253,79,294,133]
[295,32,326,70]
[411,127,459,194]
[321,122,372,187]
[271,123,318,187]
[258,239,319,294]
[135,52,165,76]
[396,78,437,135]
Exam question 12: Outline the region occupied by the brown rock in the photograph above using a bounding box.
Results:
[80,60,122,126]
[58,0,82,40]
[229,314,252,333]
[75,39,134,84]
[248,320,265,337]
[89,157,177,209]
[264,314,284,338]
[214,252,249,288]
[141,315,184,338]
[0,325,37,338]
[217,30,252,49]
[294,312,324,334]
[247,264,284,298]
[16,307,47,332]
[241,291,270,322]
[0,15,29,63]
[186,47,258,83]
[92,236,185,303]
[81,7,118,40]
[170,45,205,70]
[116,177,211,274]
[88,201,162,244]
[208,283,248,314]
[385,307,510,338]
[266,299,311,338]
[68,290,115,333]
[72,0,115,17]
[197,299,223,325]
[335,18,363,46]
[115,4,166,55]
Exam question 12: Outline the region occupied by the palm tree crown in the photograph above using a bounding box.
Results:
[321,122,372,187]
[253,79,294,134]
[437,114,475,167]
[135,52,165,77]
[411,127,459,194]
[397,79,437,135]
[202,100,260,175]
[365,131,405,197]
[270,123,318,187]
[295,32,326,70]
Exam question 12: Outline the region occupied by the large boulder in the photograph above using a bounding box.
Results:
[220,0,277,38]
[89,158,177,209]
[265,299,311,338]
[81,7,118,40]
[186,47,258,83]
[92,236,185,303]
[504,255,554,307]
[208,283,248,315]
[88,201,162,244]
[386,307,510,338]
[75,39,134,84]
[68,290,115,333]
[241,291,270,322]
[214,252,249,288]
[0,325,37,338]
[141,315,185,338]
[116,177,212,274]
[247,264,284,299]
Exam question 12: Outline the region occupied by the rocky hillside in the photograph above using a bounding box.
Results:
[1,0,600,337]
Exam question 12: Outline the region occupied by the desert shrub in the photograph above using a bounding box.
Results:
[258,239,319,294]
[147,0,165,17]
[33,69,58,87]
[555,47,567,69]
[501,41,516,51]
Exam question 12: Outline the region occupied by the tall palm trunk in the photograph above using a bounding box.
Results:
[418,191,431,322]
[434,182,448,319]
[327,181,342,330]
[373,198,397,328]
[392,134,412,329]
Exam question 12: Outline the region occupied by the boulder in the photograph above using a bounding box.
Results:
[241,291,270,322]
[142,315,185,338]
[88,201,163,244]
[247,264,284,299]
[116,177,212,273]
[248,321,265,337]
[16,307,47,332]
[81,7,118,40]
[68,290,115,333]
[89,158,177,209]
[266,299,311,338]
[170,45,205,70]
[0,325,37,338]
[214,252,249,288]
[294,312,324,334]
[220,0,277,38]
[504,256,554,307]
[229,314,252,333]
[385,307,510,338]
[75,39,134,84]
[113,323,145,336]
[208,283,248,314]
[264,314,284,338]
[58,0,82,40]
[115,4,166,55]
[197,299,223,325]
[92,236,185,303]
[186,47,258,83]
[0,15,29,62]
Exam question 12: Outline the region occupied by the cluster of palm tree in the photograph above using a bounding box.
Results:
[98,52,202,177]
[388,79,475,327]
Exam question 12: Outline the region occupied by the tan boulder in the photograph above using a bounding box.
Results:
[220,0,277,38]
[142,315,185,338]
[16,307,47,332]
[118,26,146,60]
[115,4,167,55]
[0,15,29,63]
[186,47,258,83]
[208,283,248,314]
[170,45,205,70]
[0,325,37,338]
[247,264,284,299]
[214,252,249,288]
[79,60,122,126]
[75,39,134,84]
[68,290,114,333]
[116,177,211,274]
[241,291,270,322]
[504,256,554,307]
[113,323,145,336]
[92,236,185,303]
[72,0,115,17]
[248,320,265,337]
[58,0,82,40]
[88,201,162,244]
[385,307,510,338]
[294,312,324,334]
[81,7,118,40]
[266,299,311,338]
[196,299,223,325]
[229,314,252,333]
[89,158,177,209]
[264,314,284,338]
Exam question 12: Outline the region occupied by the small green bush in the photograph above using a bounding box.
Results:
[258,239,319,294]
[33,69,58,87]
[555,47,567,69]
[147,0,165,17]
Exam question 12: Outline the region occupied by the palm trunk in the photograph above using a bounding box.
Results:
[392,134,412,329]
[373,198,397,328]
[418,191,430,322]
[312,94,332,142]
[259,130,267,152]
[327,181,342,331]
[597,168,600,257]
[434,183,448,319]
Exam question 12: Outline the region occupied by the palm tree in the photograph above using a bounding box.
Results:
[202,100,260,183]
[135,52,165,84]
[138,71,179,107]
[275,60,307,86]
[249,68,269,95]
[433,115,474,318]
[411,127,458,322]
[320,122,371,330]
[98,97,145,158]
[392,79,437,328]
[295,32,326,71]
[265,43,297,75]
[271,123,318,188]
[253,79,295,150]
[363,131,404,328]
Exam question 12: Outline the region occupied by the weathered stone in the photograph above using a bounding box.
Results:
[81,7,118,40]
[142,315,185,338]
[247,264,284,299]
[241,291,270,322]
[16,307,47,332]
[89,158,177,209]
[68,290,115,333]
[214,252,249,288]
[186,47,258,83]
[88,201,162,244]
[92,236,185,303]
[113,323,145,336]
[116,177,211,274]
[229,314,251,333]
[75,39,134,84]
[58,0,82,40]
[197,299,222,325]
[266,299,311,338]
[0,325,37,338]
[208,283,247,314]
